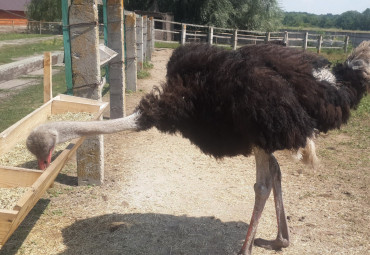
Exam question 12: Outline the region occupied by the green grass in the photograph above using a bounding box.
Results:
[137,60,154,79]
[0,38,63,64]
[0,67,67,132]
[155,41,180,49]
[0,33,54,41]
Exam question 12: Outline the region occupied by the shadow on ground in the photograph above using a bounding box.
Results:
[58,213,248,255]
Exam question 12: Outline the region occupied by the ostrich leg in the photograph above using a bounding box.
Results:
[239,148,273,255]
[254,154,290,250]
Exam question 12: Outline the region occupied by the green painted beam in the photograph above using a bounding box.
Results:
[102,0,109,82]
[61,0,73,95]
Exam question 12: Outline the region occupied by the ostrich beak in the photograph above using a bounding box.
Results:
[38,148,53,170]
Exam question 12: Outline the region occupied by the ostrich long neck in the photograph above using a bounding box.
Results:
[48,112,140,144]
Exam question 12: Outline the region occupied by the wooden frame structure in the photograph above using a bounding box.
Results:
[0,94,108,247]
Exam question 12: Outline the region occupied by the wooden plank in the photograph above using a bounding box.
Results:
[0,167,42,188]
[51,100,100,115]
[0,209,17,246]
[43,52,52,103]
[0,101,52,155]
[0,95,108,246]
[1,137,85,246]
[57,94,104,105]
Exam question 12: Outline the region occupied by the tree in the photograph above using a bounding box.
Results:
[26,0,62,22]
[125,0,283,31]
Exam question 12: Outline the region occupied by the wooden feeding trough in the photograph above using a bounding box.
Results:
[0,94,108,248]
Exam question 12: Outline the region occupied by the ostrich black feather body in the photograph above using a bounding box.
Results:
[136,43,368,158]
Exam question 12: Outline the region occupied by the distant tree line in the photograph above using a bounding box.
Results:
[25,0,369,31]
[283,9,370,31]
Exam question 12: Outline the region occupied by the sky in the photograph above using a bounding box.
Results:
[279,0,369,15]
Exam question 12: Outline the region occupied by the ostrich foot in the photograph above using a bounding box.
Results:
[254,237,289,250]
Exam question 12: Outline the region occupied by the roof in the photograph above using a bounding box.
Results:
[0,0,31,12]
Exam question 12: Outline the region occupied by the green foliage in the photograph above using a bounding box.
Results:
[137,60,154,79]
[283,8,370,31]
[27,0,62,22]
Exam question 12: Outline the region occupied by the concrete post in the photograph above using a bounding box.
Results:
[303,32,308,50]
[283,31,289,46]
[344,35,349,53]
[143,16,148,61]
[69,0,104,186]
[233,29,238,50]
[208,26,213,45]
[146,17,152,61]
[265,32,270,44]
[107,0,126,118]
[317,35,323,54]
[125,13,137,92]
[136,16,144,71]
[181,24,186,45]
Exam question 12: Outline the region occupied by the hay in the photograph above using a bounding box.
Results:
[0,112,94,169]
[0,187,30,210]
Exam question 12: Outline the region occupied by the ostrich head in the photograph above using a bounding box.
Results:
[26,126,57,170]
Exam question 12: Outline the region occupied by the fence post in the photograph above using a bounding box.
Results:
[125,13,137,92]
[143,16,147,61]
[39,21,42,34]
[146,17,152,61]
[283,31,289,46]
[43,52,52,103]
[344,35,349,53]
[265,32,270,43]
[136,16,144,71]
[181,24,186,45]
[208,26,213,45]
[232,29,238,50]
[69,0,104,186]
[303,32,308,50]
[151,17,155,55]
[12,20,14,32]
[317,35,323,54]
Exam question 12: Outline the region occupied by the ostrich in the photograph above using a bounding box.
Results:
[26,41,370,254]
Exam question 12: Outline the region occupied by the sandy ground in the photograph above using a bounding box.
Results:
[0,48,369,255]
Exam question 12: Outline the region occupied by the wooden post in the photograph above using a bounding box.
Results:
[232,29,238,50]
[317,35,323,54]
[70,0,104,186]
[12,20,14,32]
[344,35,349,53]
[39,21,42,34]
[265,32,270,43]
[146,17,152,61]
[208,26,213,45]
[181,24,186,45]
[43,52,52,103]
[107,0,126,118]
[136,16,143,71]
[283,31,289,46]
[303,32,308,50]
[125,13,137,92]
[143,16,147,61]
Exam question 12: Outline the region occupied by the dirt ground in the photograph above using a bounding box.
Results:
[0,48,369,255]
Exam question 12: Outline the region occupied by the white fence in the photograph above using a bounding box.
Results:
[153,19,352,53]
